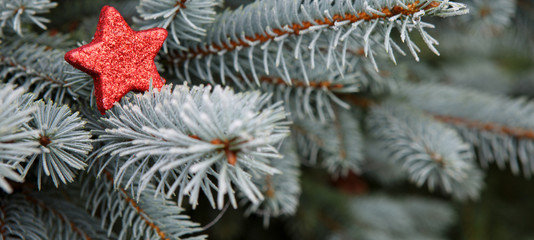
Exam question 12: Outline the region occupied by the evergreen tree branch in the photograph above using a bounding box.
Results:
[23,190,108,240]
[241,139,301,227]
[0,84,39,193]
[82,168,205,240]
[0,40,93,103]
[178,35,399,122]
[293,106,363,177]
[289,173,353,240]
[433,115,534,140]
[0,194,48,239]
[22,101,92,189]
[367,101,484,200]
[403,82,534,177]
[135,0,220,51]
[0,0,57,36]
[362,139,408,185]
[106,169,178,240]
[168,0,467,84]
[343,84,534,178]
[17,31,75,49]
[325,106,364,177]
[172,0,455,60]
[24,196,91,240]
[93,84,289,209]
[2,30,74,49]
[461,0,516,35]
[178,44,379,121]
[246,72,360,122]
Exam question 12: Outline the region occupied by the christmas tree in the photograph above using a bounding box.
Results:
[1,0,533,239]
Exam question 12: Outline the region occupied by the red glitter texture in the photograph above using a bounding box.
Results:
[64,6,167,114]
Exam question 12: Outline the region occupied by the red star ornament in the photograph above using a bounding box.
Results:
[65,6,167,114]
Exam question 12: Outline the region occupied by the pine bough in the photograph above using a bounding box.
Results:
[167,0,468,86]
[82,167,205,240]
[92,84,290,209]
[0,0,57,36]
[367,101,484,200]
[404,82,534,177]
[0,38,93,103]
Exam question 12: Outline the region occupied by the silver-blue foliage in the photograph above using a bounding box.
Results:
[253,70,360,122]
[462,0,516,34]
[404,82,534,177]
[22,101,92,189]
[135,0,220,51]
[0,84,39,193]
[361,139,408,186]
[170,0,468,85]
[242,139,301,227]
[177,37,375,121]
[367,101,484,200]
[94,84,289,209]
[0,0,57,36]
[0,0,527,238]
[0,40,93,103]
[294,107,363,177]
[82,167,206,240]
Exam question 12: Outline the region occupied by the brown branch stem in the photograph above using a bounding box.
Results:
[171,1,439,60]
[102,170,170,240]
[341,94,534,140]
[432,115,534,140]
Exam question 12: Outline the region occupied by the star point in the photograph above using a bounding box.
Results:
[64,6,167,114]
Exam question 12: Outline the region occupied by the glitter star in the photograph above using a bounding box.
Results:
[65,6,167,114]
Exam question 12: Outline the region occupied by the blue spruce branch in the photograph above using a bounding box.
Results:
[0,194,48,239]
[293,106,364,177]
[92,84,289,209]
[135,0,220,51]
[82,167,206,240]
[367,101,484,200]
[241,139,301,227]
[167,0,468,85]
[0,39,93,103]
[0,0,57,36]
[23,190,109,240]
[404,82,534,177]
[0,84,39,193]
[22,101,92,189]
